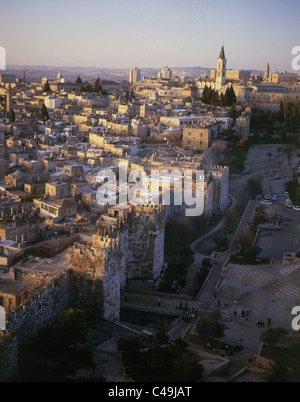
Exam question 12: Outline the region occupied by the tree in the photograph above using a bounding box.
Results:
[265,361,291,382]
[9,109,15,122]
[197,310,226,340]
[75,75,82,84]
[43,79,51,93]
[80,83,94,93]
[260,326,288,347]
[235,136,249,150]
[277,100,284,128]
[266,111,275,135]
[224,86,236,107]
[41,103,49,121]
[247,177,263,196]
[284,101,299,132]
[223,207,237,225]
[57,308,87,348]
[283,143,297,166]
[94,77,102,93]
[156,320,170,344]
[229,105,238,121]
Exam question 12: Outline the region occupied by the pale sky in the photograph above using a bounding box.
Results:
[0,0,299,72]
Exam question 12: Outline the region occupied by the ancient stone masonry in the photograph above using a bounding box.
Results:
[68,204,165,321]
[0,330,18,381]
[208,166,229,214]
[5,272,70,345]
[126,205,165,281]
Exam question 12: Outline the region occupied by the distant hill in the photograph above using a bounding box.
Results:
[5,65,263,82]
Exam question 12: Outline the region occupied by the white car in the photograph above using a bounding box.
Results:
[260,200,273,206]
[286,203,294,208]
[272,196,278,201]
[293,206,300,211]
[284,192,289,197]
[264,195,271,200]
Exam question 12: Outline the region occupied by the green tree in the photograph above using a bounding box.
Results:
[247,177,263,196]
[224,86,236,106]
[156,320,170,344]
[265,361,291,382]
[260,326,288,348]
[235,136,249,150]
[41,103,49,121]
[57,308,87,348]
[80,83,94,92]
[197,310,226,340]
[9,109,15,122]
[277,100,284,128]
[75,75,82,84]
[229,105,240,121]
[283,143,297,166]
[284,101,299,132]
[266,111,275,135]
[94,77,102,93]
[43,79,51,93]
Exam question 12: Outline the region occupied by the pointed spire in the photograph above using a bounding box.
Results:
[219,45,225,60]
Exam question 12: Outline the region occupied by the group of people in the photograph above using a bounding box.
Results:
[256,318,272,328]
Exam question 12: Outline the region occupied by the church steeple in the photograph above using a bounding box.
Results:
[216,45,227,90]
[219,45,225,60]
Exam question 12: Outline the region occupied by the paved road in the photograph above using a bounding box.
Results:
[190,194,237,254]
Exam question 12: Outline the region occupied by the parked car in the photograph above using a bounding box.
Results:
[264,195,271,200]
[260,200,273,206]
[293,206,300,211]
[260,224,280,231]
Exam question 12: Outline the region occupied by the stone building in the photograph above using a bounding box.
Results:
[0,216,39,246]
[68,204,165,321]
[33,198,77,220]
[208,166,230,214]
[182,124,212,152]
[45,182,70,199]
[0,277,28,312]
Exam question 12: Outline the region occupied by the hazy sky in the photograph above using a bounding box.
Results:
[0,0,299,72]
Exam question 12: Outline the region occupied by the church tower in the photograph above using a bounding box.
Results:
[216,45,227,90]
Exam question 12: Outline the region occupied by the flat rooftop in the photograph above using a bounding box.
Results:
[0,277,27,295]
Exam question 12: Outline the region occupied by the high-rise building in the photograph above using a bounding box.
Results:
[216,45,227,90]
[129,67,140,84]
[264,62,270,81]
[157,66,172,79]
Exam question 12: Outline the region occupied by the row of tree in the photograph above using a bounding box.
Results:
[201,85,236,107]
[251,100,299,135]
[43,76,107,95]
